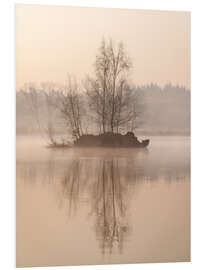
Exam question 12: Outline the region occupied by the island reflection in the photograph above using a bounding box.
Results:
[17,147,190,255]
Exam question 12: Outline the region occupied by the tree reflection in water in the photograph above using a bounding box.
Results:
[60,157,130,254]
[91,159,130,254]
[17,147,190,255]
[61,160,81,217]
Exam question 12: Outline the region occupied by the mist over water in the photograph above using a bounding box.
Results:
[16,136,190,267]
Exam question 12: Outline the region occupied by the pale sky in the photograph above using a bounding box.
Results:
[16,4,190,90]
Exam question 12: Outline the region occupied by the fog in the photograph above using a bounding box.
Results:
[16,83,190,137]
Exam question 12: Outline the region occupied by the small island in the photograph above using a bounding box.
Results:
[74,132,149,148]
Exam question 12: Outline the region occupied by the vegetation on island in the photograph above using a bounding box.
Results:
[19,39,144,147]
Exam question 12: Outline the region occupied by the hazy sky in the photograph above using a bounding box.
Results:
[16,4,190,90]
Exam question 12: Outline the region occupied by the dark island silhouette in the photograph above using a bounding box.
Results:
[74,132,149,148]
[47,132,149,148]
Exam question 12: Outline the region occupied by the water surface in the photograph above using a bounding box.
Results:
[16,136,190,267]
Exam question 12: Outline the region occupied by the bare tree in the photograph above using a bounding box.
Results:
[85,39,111,133]
[95,39,110,133]
[114,81,143,133]
[107,40,131,132]
[60,76,84,140]
[85,39,139,134]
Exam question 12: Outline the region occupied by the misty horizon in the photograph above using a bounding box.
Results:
[17,82,190,137]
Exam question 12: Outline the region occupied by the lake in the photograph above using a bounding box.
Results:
[16,136,190,267]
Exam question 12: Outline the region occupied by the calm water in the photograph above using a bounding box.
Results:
[16,136,190,267]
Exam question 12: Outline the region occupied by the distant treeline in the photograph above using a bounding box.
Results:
[134,83,190,135]
[16,82,190,136]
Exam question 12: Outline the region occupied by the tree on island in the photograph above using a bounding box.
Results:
[85,39,141,134]
[20,38,144,146]
[59,76,84,140]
